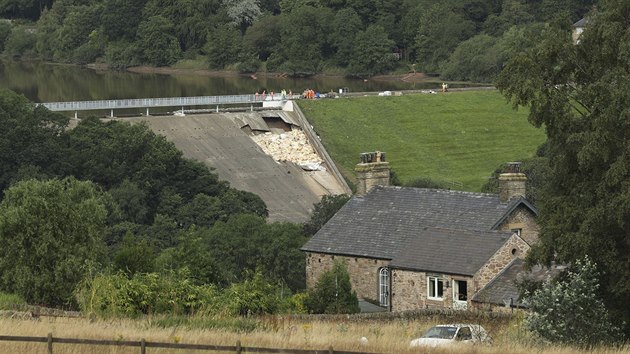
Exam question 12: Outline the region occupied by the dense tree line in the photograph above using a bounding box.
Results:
[0,0,596,80]
[0,88,320,310]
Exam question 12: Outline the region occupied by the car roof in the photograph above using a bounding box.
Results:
[433,324,486,330]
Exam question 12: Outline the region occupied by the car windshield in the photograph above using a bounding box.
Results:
[422,326,458,340]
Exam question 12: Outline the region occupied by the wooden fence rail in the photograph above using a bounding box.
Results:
[0,333,377,354]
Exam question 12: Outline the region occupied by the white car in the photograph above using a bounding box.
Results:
[409,324,491,348]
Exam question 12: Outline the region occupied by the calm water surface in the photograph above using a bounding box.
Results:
[0,60,447,103]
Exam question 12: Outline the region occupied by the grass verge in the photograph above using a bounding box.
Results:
[298,90,545,191]
[0,314,627,353]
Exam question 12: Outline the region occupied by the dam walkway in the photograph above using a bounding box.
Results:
[40,94,294,117]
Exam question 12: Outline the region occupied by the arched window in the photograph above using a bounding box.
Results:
[379,267,389,307]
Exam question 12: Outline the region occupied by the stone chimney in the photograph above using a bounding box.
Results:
[355,151,390,195]
[498,162,527,203]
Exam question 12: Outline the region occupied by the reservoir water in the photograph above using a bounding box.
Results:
[0,59,449,103]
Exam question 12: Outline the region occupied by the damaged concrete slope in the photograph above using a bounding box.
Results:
[123,110,349,223]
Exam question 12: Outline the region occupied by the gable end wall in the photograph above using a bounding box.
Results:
[473,235,530,294]
[497,205,539,245]
[305,252,389,302]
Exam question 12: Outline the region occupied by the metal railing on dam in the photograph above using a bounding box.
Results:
[40,94,263,112]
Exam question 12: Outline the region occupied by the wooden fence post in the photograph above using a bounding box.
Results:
[328,345,334,354]
[140,338,146,354]
[236,339,241,354]
[47,332,53,354]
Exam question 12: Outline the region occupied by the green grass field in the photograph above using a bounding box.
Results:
[298,90,546,191]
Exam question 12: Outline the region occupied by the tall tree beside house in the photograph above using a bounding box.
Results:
[496,0,630,332]
[304,261,359,314]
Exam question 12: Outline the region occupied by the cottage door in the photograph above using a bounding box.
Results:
[452,280,468,310]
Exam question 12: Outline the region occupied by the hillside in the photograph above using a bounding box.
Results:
[298,90,545,191]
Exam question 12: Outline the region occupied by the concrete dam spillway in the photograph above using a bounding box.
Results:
[119,109,349,223]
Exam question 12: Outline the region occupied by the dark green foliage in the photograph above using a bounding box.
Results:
[525,257,622,347]
[104,40,141,69]
[497,0,630,331]
[329,8,362,67]
[440,34,500,82]
[0,0,52,20]
[0,89,68,195]
[404,177,448,189]
[164,214,307,291]
[348,25,396,77]
[136,15,181,66]
[3,25,36,57]
[0,178,108,308]
[113,233,155,275]
[303,194,350,236]
[304,261,360,314]
[3,0,598,79]
[415,3,476,72]
[109,180,149,224]
[279,6,332,75]
[0,21,11,51]
[205,24,242,69]
[242,14,280,62]
[101,0,145,41]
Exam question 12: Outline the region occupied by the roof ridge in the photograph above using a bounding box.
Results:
[380,185,498,198]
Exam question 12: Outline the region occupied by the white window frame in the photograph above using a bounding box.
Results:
[427,276,443,300]
[511,228,522,237]
[379,267,389,307]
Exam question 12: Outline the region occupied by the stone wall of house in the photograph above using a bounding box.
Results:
[305,252,389,302]
[391,270,473,312]
[473,235,530,293]
[497,206,539,245]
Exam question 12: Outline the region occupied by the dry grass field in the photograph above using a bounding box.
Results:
[0,314,628,354]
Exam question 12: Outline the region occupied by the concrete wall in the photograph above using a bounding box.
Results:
[305,252,389,302]
[497,206,539,245]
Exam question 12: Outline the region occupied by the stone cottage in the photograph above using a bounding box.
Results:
[301,153,538,312]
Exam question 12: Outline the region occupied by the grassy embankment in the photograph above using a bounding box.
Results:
[298,90,546,192]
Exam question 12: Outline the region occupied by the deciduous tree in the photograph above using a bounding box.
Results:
[0,178,108,307]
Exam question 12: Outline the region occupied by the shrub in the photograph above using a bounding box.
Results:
[221,270,290,316]
[75,270,219,317]
[304,261,359,314]
[0,292,26,310]
[524,256,622,347]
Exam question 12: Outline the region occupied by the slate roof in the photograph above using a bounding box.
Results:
[388,228,512,276]
[472,258,527,307]
[471,259,568,307]
[301,185,533,259]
